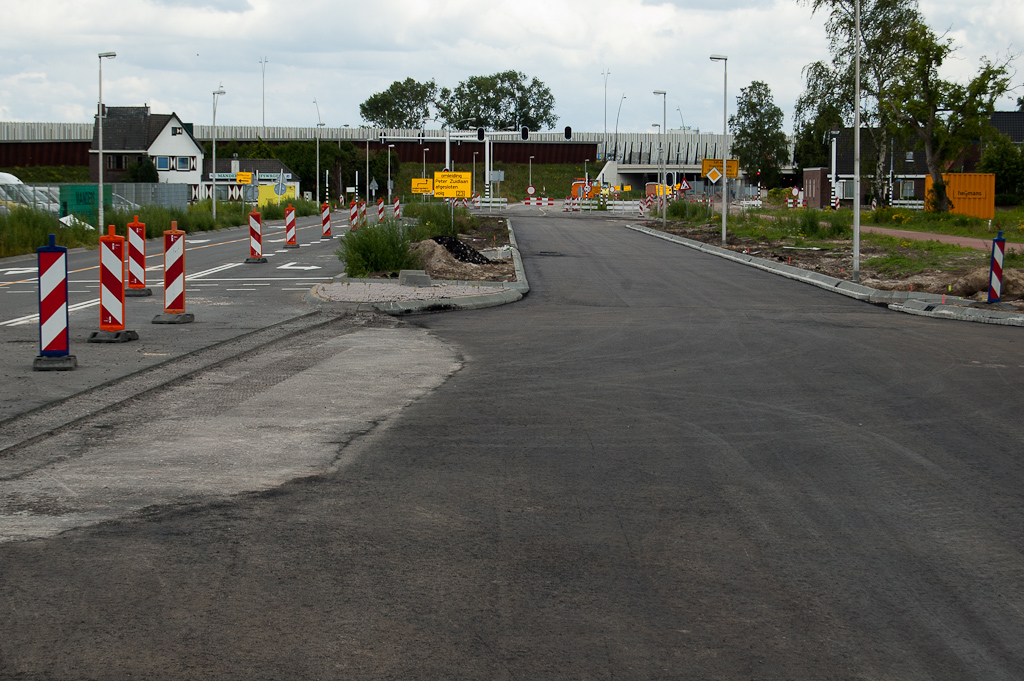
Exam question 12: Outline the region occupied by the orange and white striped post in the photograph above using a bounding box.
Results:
[284,203,299,248]
[359,200,367,227]
[125,215,151,297]
[245,211,267,263]
[89,225,138,343]
[321,202,332,238]
[153,220,194,324]
[349,201,358,230]
[393,196,401,219]
[377,198,385,222]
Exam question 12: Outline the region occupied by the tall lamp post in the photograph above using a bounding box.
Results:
[97,51,116,230]
[259,56,268,139]
[314,99,324,206]
[853,0,862,282]
[602,68,611,161]
[654,90,667,230]
[212,85,226,221]
[422,148,429,202]
[473,151,478,197]
[710,54,728,247]
[387,144,395,204]
[529,155,534,187]
[614,94,626,162]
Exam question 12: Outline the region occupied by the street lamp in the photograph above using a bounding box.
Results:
[97,51,115,231]
[473,151,479,198]
[710,54,728,247]
[853,0,862,282]
[614,94,626,162]
[422,148,429,202]
[259,56,268,139]
[314,99,324,206]
[602,68,610,160]
[387,143,395,204]
[212,85,226,221]
[654,90,667,230]
[529,155,534,187]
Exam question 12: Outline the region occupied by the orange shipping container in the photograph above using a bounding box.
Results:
[924,173,995,220]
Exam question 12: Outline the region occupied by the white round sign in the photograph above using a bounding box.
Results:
[791,186,799,197]
[527,185,536,195]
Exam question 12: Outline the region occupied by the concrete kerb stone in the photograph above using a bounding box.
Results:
[625,223,1024,328]
[304,220,529,316]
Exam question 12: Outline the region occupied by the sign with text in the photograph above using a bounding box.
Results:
[412,178,433,194]
[432,171,471,198]
[701,158,738,179]
[235,172,253,184]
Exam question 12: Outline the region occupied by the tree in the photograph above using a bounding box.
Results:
[880,20,1013,212]
[125,157,159,182]
[793,101,844,172]
[729,81,790,187]
[436,71,557,131]
[978,133,1024,196]
[797,0,921,204]
[359,78,437,129]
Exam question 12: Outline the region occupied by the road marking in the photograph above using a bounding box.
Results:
[0,268,37,276]
[1,298,100,327]
[277,262,321,271]
[187,262,244,279]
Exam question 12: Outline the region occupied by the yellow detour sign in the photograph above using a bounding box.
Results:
[235,172,253,184]
[411,178,434,194]
[433,171,471,198]
[701,159,739,179]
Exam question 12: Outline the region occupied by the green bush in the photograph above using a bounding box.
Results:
[667,199,714,222]
[996,194,1021,207]
[0,204,98,257]
[337,222,422,277]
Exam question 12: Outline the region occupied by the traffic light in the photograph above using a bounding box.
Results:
[521,126,529,140]
[477,127,485,141]
[564,126,572,140]
[665,172,674,186]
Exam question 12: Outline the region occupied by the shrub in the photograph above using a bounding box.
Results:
[0,204,98,257]
[337,222,422,277]
[996,194,1021,207]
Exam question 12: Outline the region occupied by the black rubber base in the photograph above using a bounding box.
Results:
[87,329,139,343]
[33,354,78,371]
[152,313,195,325]
[283,243,300,249]
[245,257,268,264]
[124,288,153,297]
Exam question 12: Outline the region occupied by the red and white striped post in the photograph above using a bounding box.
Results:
[245,211,267,263]
[377,198,385,222]
[393,196,401,220]
[125,215,152,297]
[349,201,358,230]
[359,200,367,227]
[988,230,1006,303]
[33,233,76,370]
[321,202,332,238]
[89,225,138,343]
[284,203,299,248]
[638,200,645,218]
[153,220,194,324]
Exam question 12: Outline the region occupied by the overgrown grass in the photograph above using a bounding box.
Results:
[402,201,476,240]
[336,220,422,277]
[863,206,1024,242]
[0,166,91,183]
[0,205,97,258]
[861,233,987,275]
[667,200,715,222]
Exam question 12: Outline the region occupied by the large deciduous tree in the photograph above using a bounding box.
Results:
[880,20,1012,212]
[729,81,790,187]
[796,0,920,204]
[436,71,557,131]
[359,78,437,129]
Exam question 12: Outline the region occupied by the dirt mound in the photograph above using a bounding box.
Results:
[432,235,491,264]
[411,240,515,282]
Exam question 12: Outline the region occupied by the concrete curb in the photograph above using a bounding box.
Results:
[625,224,1024,327]
[305,220,529,316]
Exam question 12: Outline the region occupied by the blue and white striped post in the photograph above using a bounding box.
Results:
[34,233,77,371]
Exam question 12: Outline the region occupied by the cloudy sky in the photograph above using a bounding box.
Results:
[1,0,1020,136]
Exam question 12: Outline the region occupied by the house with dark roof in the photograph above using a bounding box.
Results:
[991,111,1024,144]
[90,106,204,185]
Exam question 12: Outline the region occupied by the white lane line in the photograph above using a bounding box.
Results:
[1,298,101,327]
[186,262,244,280]
[225,288,257,291]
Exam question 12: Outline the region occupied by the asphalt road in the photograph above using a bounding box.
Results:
[0,213,344,419]
[3,212,1024,679]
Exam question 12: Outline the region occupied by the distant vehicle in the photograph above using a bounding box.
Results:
[0,171,24,185]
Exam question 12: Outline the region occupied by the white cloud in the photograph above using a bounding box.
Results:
[0,0,1017,135]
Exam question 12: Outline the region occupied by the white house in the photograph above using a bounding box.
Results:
[90,106,204,185]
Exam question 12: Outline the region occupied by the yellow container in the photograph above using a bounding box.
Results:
[924,173,995,220]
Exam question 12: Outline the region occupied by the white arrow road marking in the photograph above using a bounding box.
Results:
[277,262,321,271]
[1,268,38,276]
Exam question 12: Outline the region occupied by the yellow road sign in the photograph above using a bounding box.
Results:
[411,178,434,194]
[701,159,738,179]
[236,172,253,184]
[432,171,471,198]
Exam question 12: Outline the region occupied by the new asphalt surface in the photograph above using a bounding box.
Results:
[2,211,1024,679]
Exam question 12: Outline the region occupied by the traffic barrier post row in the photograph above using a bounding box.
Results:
[89,225,138,343]
[321,202,332,238]
[989,230,1006,303]
[33,233,76,370]
[246,211,267,263]
[284,204,299,248]
[153,221,193,324]
[125,215,152,297]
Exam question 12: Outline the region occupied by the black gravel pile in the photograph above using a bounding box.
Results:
[432,235,491,265]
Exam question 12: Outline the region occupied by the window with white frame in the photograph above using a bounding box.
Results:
[901,180,916,199]
[172,127,183,136]
[842,180,855,199]
[177,157,191,171]
[155,156,170,171]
